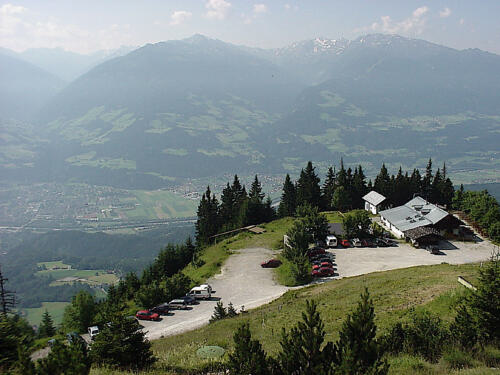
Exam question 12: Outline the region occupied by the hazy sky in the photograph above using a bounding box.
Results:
[1,0,499,55]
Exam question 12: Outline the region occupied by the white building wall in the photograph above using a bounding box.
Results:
[365,201,378,215]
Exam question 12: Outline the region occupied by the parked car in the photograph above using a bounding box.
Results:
[426,245,440,255]
[261,259,282,268]
[150,303,170,315]
[340,239,351,248]
[352,238,362,247]
[136,310,160,321]
[188,286,212,300]
[312,267,335,277]
[308,248,326,257]
[361,239,373,247]
[88,326,99,340]
[66,332,85,346]
[181,295,198,305]
[376,238,389,247]
[326,235,337,248]
[168,299,189,310]
[320,261,334,268]
[312,259,332,266]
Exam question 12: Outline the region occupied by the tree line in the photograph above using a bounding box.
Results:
[453,187,500,243]
[196,175,276,246]
[278,159,455,216]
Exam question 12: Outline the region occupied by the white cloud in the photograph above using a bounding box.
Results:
[253,4,267,14]
[284,3,298,11]
[1,3,26,15]
[170,10,192,26]
[459,18,465,25]
[205,0,231,20]
[439,7,451,18]
[365,6,429,35]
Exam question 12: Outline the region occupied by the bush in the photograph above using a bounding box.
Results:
[476,346,500,367]
[382,310,449,363]
[442,348,475,370]
[290,255,312,285]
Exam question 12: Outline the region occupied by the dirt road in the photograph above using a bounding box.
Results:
[142,247,288,340]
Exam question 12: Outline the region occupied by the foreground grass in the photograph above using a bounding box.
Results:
[92,261,489,374]
[182,217,294,284]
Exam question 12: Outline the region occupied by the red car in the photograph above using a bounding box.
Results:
[307,248,326,257]
[135,310,160,321]
[261,259,282,268]
[312,267,335,277]
[340,239,351,248]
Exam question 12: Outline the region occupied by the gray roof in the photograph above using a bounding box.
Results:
[404,197,448,224]
[380,196,449,232]
[363,190,386,206]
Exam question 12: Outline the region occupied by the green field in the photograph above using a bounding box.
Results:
[36,268,118,286]
[21,302,69,327]
[120,190,197,219]
[36,261,71,270]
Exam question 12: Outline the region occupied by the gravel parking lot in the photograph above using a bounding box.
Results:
[140,238,496,341]
[141,247,288,340]
[332,238,496,278]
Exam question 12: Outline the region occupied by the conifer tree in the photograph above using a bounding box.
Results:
[409,168,422,198]
[278,174,296,217]
[352,165,367,209]
[322,166,336,210]
[469,251,500,345]
[210,301,228,322]
[219,183,235,230]
[90,312,155,371]
[336,158,348,189]
[374,163,391,199]
[15,343,36,375]
[0,266,15,316]
[263,196,276,222]
[331,186,351,212]
[275,300,333,375]
[296,162,322,209]
[62,291,96,334]
[422,158,433,200]
[334,288,388,375]
[195,186,219,246]
[247,175,265,225]
[38,310,56,338]
[228,322,270,375]
[227,302,238,318]
[37,339,91,375]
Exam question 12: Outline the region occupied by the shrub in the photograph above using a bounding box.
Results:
[442,348,475,370]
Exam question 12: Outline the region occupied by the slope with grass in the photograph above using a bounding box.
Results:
[90,262,498,375]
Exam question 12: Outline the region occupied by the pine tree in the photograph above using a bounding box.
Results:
[37,339,91,375]
[263,196,276,222]
[409,168,422,198]
[195,186,220,246]
[0,265,16,316]
[322,166,336,210]
[336,158,347,189]
[228,322,270,375]
[450,304,478,350]
[296,161,321,209]
[210,301,228,322]
[331,186,351,212]
[227,302,238,318]
[422,158,433,200]
[278,174,296,217]
[90,312,155,371]
[469,251,500,345]
[38,310,56,338]
[334,288,388,375]
[219,183,235,230]
[62,291,96,334]
[275,300,333,375]
[15,343,36,375]
[374,163,391,199]
[247,175,265,225]
[352,165,367,209]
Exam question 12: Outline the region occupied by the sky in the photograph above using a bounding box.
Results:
[1,0,499,55]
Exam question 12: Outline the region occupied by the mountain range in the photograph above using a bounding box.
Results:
[1,34,499,187]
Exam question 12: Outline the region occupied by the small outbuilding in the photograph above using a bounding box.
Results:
[363,191,386,214]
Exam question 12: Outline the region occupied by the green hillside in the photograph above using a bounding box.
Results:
[90,262,497,375]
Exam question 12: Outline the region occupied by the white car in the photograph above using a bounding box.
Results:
[88,326,99,340]
[326,235,337,248]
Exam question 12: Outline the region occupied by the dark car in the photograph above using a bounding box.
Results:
[261,259,282,268]
[66,332,85,346]
[340,239,350,248]
[376,238,389,247]
[135,310,160,321]
[181,295,198,305]
[150,303,170,315]
[426,245,440,255]
[361,239,375,247]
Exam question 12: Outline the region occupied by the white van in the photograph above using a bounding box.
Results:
[326,235,337,248]
[188,286,212,300]
[88,326,99,340]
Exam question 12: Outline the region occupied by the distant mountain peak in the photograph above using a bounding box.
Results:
[183,34,213,44]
